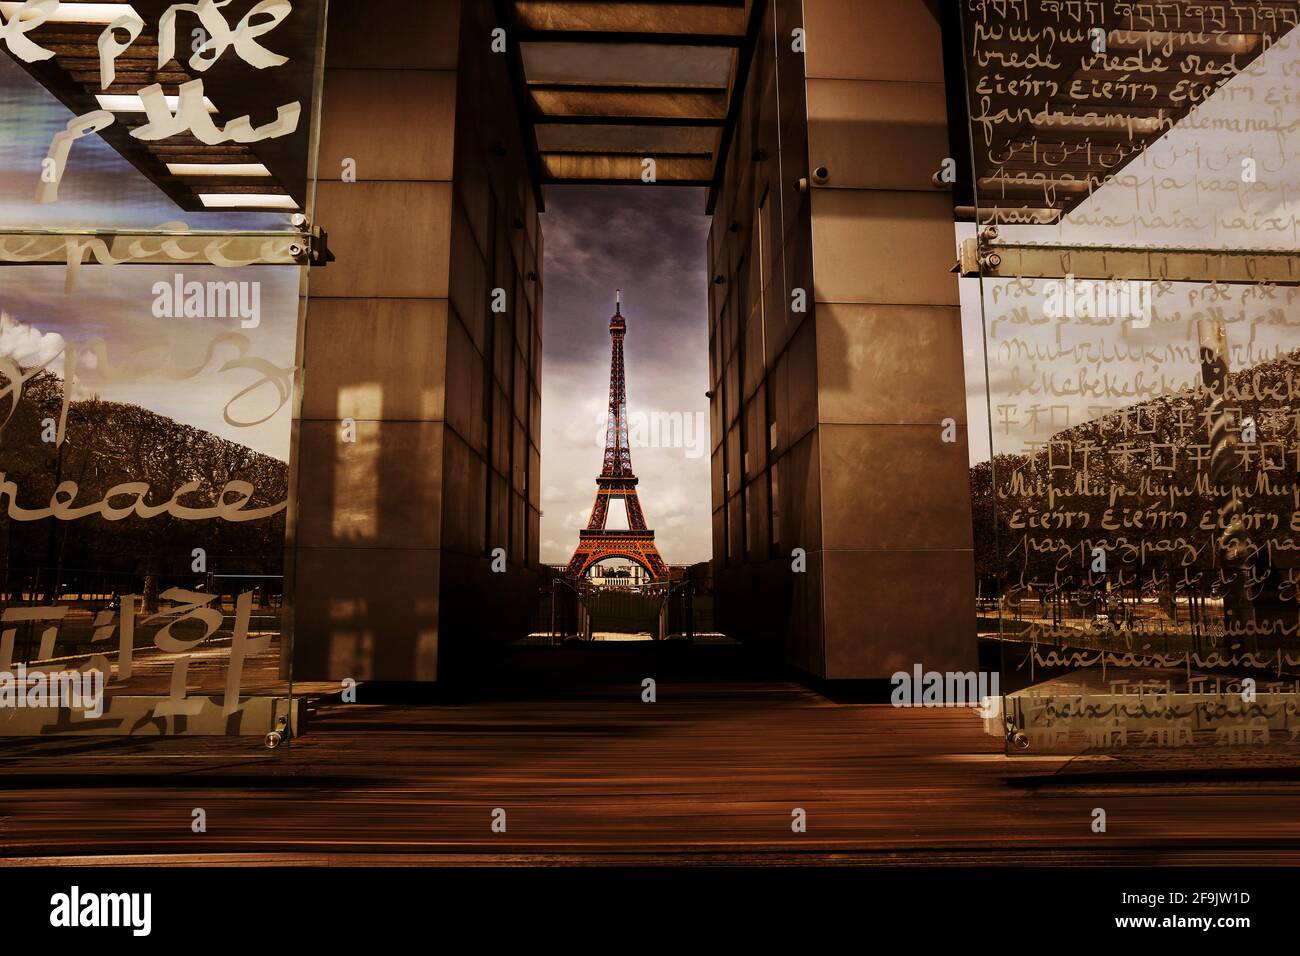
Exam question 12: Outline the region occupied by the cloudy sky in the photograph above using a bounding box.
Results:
[0,265,300,462]
[538,186,712,566]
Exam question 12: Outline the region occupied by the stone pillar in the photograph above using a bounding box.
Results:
[709,0,975,680]
[288,0,541,681]
[802,0,976,677]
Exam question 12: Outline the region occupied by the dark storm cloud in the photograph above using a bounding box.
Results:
[541,185,710,374]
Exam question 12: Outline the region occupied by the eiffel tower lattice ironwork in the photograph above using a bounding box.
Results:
[565,291,668,580]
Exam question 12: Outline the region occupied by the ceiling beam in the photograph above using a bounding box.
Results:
[531,88,728,119]
[541,153,715,180]
[494,0,550,213]
[526,82,729,95]
[513,1,747,38]
[515,30,745,45]
[545,177,713,187]
[704,0,764,214]
[534,115,725,127]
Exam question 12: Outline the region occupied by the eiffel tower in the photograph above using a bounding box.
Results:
[565,291,668,580]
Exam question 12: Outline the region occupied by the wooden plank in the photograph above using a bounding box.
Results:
[3,645,1300,862]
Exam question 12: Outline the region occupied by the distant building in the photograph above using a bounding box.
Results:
[588,563,648,590]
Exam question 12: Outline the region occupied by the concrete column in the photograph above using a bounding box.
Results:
[709,0,975,680]
[288,0,542,682]
[709,0,825,674]
[802,0,976,677]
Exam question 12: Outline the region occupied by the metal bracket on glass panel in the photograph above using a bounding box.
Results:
[0,223,334,269]
[956,233,1300,285]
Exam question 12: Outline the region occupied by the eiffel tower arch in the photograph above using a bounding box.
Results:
[566,293,669,581]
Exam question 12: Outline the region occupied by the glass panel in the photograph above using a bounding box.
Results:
[0,0,327,759]
[958,3,1300,757]
[0,0,324,233]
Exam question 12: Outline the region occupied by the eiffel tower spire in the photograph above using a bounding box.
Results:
[602,288,631,477]
[565,292,668,580]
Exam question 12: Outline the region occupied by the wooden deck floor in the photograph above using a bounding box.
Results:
[4,643,1300,865]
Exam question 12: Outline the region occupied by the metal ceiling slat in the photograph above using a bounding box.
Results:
[507,0,755,185]
[513,1,747,38]
[531,88,729,120]
[541,153,715,180]
[520,41,736,87]
[534,115,725,128]
[535,122,719,153]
